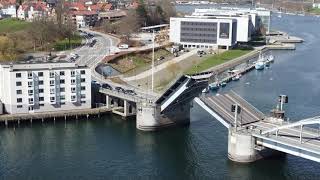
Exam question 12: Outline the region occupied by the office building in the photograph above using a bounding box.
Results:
[170,17,237,50]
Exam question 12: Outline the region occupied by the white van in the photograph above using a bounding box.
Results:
[119,44,129,49]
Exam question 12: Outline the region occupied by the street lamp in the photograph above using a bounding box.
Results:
[231,104,242,131]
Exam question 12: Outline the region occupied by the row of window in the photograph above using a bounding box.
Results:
[180,38,217,43]
[17,94,86,104]
[16,70,86,79]
[16,101,87,109]
[181,27,217,32]
[16,78,86,87]
[181,22,217,26]
[16,86,86,96]
[181,33,217,37]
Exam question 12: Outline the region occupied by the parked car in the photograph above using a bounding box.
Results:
[115,87,125,93]
[102,83,112,90]
[125,90,137,96]
[119,44,129,49]
[157,56,165,61]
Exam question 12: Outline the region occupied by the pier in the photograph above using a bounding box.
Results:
[0,107,111,126]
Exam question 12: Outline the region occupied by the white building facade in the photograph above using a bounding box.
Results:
[0,62,92,114]
[170,17,237,49]
[1,4,16,18]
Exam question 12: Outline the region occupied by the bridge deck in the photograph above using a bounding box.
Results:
[199,92,265,127]
[252,120,320,157]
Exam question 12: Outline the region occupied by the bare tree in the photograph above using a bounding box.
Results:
[118,10,140,41]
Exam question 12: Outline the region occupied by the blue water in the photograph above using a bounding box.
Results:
[1,14,320,179]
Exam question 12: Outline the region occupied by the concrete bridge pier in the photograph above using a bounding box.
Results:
[228,129,259,163]
[228,128,280,163]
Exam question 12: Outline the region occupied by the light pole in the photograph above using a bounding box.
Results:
[151,30,155,93]
[278,95,288,111]
[231,104,242,131]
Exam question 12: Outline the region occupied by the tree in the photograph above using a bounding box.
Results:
[136,0,149,27]
[118,10,140,41]
[55,0,66,29]
[0,36,16,61]
[159,0,176,23]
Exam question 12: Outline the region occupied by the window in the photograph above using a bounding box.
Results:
[71,71,75,77]
[50,88,55,94]
[39,89,44,93]
[81,86,86,91]
[28,90,33,95]
[81,101,86,103]
[16,90,22,94]
[28,81,33,87]
[61,102,66,105]
[60,87,65,92]
[50,72,54,78]
[80,70,85,75]
[16,73,21,78]
[50,80,55,86]
[28,72,32,79]
[71,79,76,84]
[39,104,44,107]
[60,95,65,100]
[16,81,22,86]
[81,78,85,83]
[71,87,76,93]
[39,97,44,101]
[60,71,65,76]
[28,98,33,104]
[17,105,23,108]
[39,80,44,85]
[60,79,65,84]
[50,97,55,102]
[71,95,76,101]
[81,94,86,99]
[38,72,43,77]
[17,98,22,103]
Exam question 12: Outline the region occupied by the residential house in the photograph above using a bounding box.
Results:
[0,0,17,18]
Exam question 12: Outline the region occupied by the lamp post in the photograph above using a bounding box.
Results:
[231,104,242,131]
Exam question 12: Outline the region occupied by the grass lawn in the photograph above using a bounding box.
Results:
[109,49,172,74]
[0,18,30,33]
[185,49,252,74]
[308,8,320,14]
[54,35,83,51]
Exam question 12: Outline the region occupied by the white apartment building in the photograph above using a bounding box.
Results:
[0,62,92,114]
[170,17,237,49]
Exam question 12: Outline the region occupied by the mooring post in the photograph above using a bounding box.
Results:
[86,114,89,120]
[42,118,44,124]
[17,120,20,127]
[5,120,8,128]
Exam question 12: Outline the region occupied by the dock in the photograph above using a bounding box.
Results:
[0,107,111,125]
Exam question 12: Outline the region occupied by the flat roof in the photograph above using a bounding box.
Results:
[0,60,88,71]
[140,24,169,30]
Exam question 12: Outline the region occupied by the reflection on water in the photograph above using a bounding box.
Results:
[1,12,320,180]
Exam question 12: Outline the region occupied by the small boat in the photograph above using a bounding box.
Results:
[202,87,209,93]
[255,51,266,70]
[220,82,227,87]
[255,61,265,70]
[267,54,274,63]
[209,82,219,90]
[232,74,241,81]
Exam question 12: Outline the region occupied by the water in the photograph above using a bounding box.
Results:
[1,14,320,179]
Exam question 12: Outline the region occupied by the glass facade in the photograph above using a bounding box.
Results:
[219,23,230,39]
[180,21,218,43]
